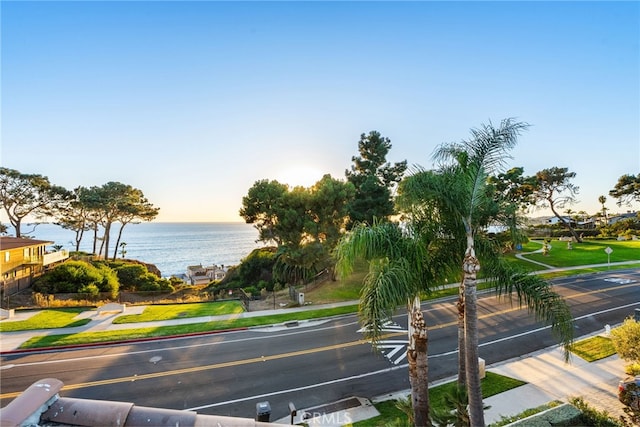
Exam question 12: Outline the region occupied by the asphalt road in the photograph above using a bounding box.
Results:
[1,268,639,421]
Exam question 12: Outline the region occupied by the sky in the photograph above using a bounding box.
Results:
[2,1,639,223]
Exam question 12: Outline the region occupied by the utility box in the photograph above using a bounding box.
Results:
[256,401,271,422]
[478,358,485,379]
[298,293,305,306]
[635,308,640,322]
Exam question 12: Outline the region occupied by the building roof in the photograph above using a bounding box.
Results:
[3,378,283,427]
[0,236,54,250]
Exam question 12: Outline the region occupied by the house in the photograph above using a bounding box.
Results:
[546,216,576,227]
[0,236,69,297]
[608,211,638,225]
[185,263,227,285]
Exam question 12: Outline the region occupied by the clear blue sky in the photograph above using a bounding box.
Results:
[2,1,639,222]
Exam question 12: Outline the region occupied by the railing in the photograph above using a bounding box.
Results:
[43,250,69,266]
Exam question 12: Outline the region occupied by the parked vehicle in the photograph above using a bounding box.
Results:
[618,376,640,410]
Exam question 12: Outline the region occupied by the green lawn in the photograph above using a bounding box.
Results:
[570,335,617,362]
[18,304,359,349]
[520,239,640,267]
[112,301,244,324]
[0,308,91,332]
[5,238,639,346]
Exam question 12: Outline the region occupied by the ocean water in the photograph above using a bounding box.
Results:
[22,222,264,277]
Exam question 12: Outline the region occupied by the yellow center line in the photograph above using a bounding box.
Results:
[0,338,371,399]
[1,282,635,399]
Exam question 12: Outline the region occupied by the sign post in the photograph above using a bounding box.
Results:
[604,246,613,268]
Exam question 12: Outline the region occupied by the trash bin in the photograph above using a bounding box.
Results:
[256,401,271,422]
[635,308,640,322]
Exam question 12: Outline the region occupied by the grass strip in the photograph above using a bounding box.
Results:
[113,301,244,324]
[0,309,91,332]
[570,335,617,362]
[352,372,526,426]
[489,401,563,427]
[520,240,640,268]
[18,304,359,349]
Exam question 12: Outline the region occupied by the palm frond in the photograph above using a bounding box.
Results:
[360,258,419,342]
[481,254,575,361]
[431,119,529,222]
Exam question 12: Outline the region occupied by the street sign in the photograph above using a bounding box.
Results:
[605,246,613,267]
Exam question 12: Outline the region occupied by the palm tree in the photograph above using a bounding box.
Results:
[598,195,608,226]
[400,119,575,426]
[334,220,433,426]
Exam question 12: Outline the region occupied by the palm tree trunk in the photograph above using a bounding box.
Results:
[457,282,466,387]
[463,248,485,427]
[407,296,431,427]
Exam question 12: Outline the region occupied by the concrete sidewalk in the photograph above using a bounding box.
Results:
[364,342,628,426]
[484,344,628,424]
[273,340,629,426]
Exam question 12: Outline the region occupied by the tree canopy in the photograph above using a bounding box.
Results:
[345,131,407,227]
[610,173,640,206]
[0,167,71,237]
[530,166,582,242]
[62,182,159,259]
[240,175,354,285]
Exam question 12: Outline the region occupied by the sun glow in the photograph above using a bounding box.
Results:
[277,166,325,188]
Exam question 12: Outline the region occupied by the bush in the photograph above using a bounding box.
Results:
[235,247,277,287]
[34,260,119,298]
[611,317,640,364]
[242,286,261,298]
[625,363,640,376]
[114,263,173,293]
[115,264,149,290]
[570,397,619,426]
[93,263,119,298]
[77,284,100,298]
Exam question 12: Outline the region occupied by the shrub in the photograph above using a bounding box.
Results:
[570,397,619,426]
[93,263,119,298]
[611,317,640,364]
[115,264,149,290]
[34,260,114,295]
[625,363,640,376]
[33,260,119,298]
[243,286,260,298]
[234,247,277,287]
[78,284,100,298]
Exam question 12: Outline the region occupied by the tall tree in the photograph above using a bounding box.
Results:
[79,182,158,259]
[598,195,608,226]
[110,188,159,260]
[488,166,537,249]
[240,180,290,246]
[77,186,107,255]
[241,176,355,286]
[307,175,355,250]
[531,167,582,242]
[55,186,92,251]
[345,131,407,227]
[0,167,71,237]
[400,119,574,426]
[609,173,640,206]
[335,221,432,426]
